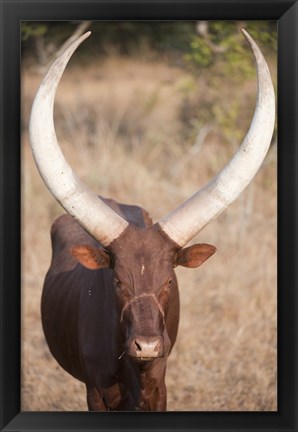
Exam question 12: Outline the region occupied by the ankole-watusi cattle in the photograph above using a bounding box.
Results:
[29,30,275,411]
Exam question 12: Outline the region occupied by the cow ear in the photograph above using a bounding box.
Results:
[70,245,112,270]
[175,243,216,268]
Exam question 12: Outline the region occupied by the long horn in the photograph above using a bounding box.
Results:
[29,32,129,247]
[158,29,275,247]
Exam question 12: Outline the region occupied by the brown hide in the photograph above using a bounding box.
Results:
[42,197,215,411]
[42,198,177,410]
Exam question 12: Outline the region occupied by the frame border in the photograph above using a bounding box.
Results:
[1,1,297,431]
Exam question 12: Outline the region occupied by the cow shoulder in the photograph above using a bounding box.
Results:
[51,214,95,251]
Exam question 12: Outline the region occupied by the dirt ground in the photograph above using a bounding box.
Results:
[21,51,277,411]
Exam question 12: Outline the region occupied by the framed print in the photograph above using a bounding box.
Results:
[1,1,297,431]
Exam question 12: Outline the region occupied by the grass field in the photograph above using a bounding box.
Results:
[21,45,277,411]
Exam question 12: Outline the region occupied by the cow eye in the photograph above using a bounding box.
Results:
[168,277,173,286]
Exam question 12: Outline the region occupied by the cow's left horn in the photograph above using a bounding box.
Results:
[158,29,275,247]
[29,32,129,247]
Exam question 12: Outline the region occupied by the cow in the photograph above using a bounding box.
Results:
[29,29,275,411]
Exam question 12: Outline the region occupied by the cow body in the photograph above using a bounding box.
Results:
[42,198,180,411]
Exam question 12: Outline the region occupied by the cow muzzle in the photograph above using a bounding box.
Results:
[127,336,164,361]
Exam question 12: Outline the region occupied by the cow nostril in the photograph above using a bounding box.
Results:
[154,341,161,352]
[135,340,142,351]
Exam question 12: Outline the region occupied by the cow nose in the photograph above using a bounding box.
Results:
[128,336,164,360]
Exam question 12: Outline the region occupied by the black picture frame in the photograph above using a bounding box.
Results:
[1,1,297,431]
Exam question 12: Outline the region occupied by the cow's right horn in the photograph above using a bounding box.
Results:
[29,32,129,247]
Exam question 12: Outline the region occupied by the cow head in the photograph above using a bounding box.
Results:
[70,224,216,361]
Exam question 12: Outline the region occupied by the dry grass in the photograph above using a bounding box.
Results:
[21,53,277,411]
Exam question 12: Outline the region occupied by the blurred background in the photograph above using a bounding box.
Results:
[21,21,277,411]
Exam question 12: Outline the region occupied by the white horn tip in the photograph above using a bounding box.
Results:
[80,31,92,42]
[241,28,254,46]
[241,28,254,45]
